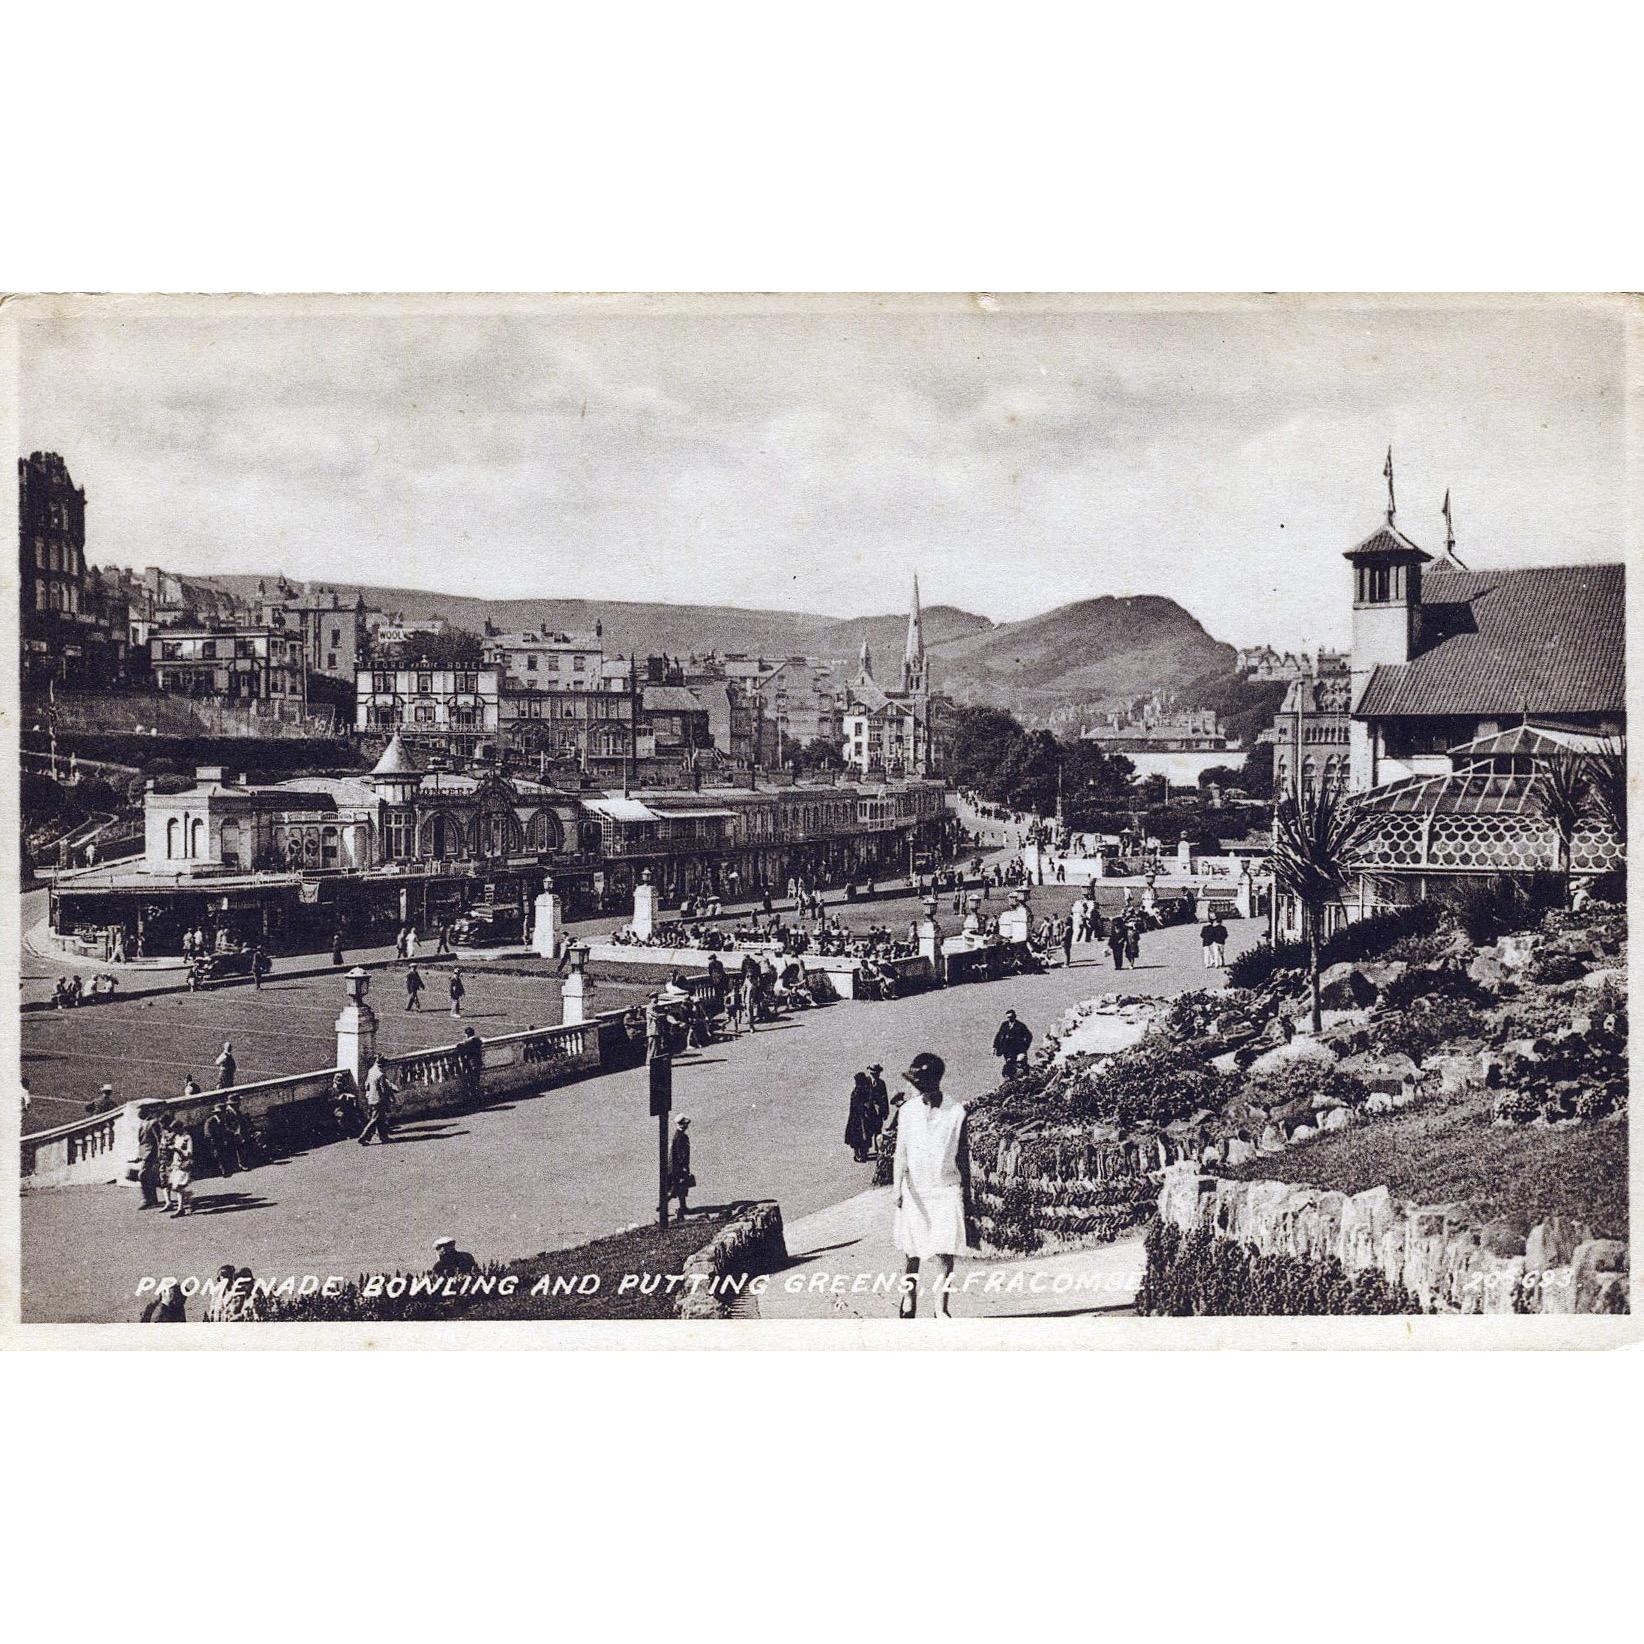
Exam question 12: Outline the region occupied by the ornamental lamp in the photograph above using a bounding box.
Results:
[345,965,371,1005]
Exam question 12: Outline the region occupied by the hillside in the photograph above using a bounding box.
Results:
[931,594,1237,721]
[207,575,992,664]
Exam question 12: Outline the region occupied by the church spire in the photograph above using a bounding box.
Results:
[857,627,874,684]
[901,574,928,697]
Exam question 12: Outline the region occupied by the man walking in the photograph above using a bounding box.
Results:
[135,1104,165,1208]
[215,1040,237,1089]
[357,1056,395,1145]
[891,1052,975,1319]
[331,928,345,968]
[1108,917,1128,971]
[1061,916,1074,968]
[251,945,270,991]
[1207,914,1229,968]
[449,966,466,1018]
[992,1009,1033,1079]
[404,963,425,1012]
[1201,915,1220,969]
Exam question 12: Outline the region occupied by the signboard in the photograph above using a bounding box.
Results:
[648,1056,672,1118]
[299,880,321,904]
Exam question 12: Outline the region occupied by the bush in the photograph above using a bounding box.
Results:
[1370,993,1488,1061]
[1067,1042,1234,1128]
[1226,905,1447,991]
[1135,1221,1421,1316]
[1445,873,1565,944]
[1324,902,1445,966]
[1228,939,1306,990]
[1242,1059,1369,1114]
[1379,964,1487,1015]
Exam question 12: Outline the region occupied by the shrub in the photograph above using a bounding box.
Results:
[1383,932,1454,965]
[1135,1221,1421,1316]
[1226,905,1447,991]
[1242,1059,1369,1114]
[1370,993,1488,1061]
[1445,872,1565,944]
[1227,939,1306,990]
[1324,901,1446,966]
[1380,964,1487,1015]
[1067,1042,1234,1127]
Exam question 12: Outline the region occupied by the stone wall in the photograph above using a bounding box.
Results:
[1158,1163,1630,1315]
[676,1201,788,1319]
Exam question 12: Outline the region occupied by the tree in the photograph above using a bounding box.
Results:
[1533,753,1593,907]
[1587,736,1627,846]
[1269,786,1379,1033]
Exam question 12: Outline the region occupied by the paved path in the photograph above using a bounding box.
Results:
[19,912,1258,1323]
[754,1188,1145,1321]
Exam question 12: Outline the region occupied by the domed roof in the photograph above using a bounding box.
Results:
[370,733,422,777]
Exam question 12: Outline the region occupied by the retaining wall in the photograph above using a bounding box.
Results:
[1158,1164,1630,1315]
[676,1201,788,1320]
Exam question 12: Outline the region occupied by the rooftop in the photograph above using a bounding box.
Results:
[1355,562,1624,720]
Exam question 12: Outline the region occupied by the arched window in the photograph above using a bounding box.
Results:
[528,810,563,852]
[166,818,180,859]
[1301,757,1318,799]
[190,818,205,857]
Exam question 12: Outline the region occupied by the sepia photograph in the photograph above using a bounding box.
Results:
[5,292,1634,1340]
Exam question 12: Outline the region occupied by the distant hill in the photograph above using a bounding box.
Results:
[929,594,1238,721]
[207,575,992,666]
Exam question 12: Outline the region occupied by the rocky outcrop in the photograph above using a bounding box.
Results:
[1158,1165,1629,1315]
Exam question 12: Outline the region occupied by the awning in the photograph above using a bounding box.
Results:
[584,796,661,822]
[654,807,736,820]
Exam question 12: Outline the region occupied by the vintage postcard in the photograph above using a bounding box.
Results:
[3,292,1636,1345]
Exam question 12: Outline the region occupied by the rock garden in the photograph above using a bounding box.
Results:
[950,894,1628,1315]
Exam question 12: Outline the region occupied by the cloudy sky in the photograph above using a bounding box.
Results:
[14,294,1627,649]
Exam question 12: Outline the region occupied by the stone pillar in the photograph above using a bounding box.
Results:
[532,888,560,959]
[998,895,1030,945]
[1236,865,1253,919]
[632,876,657,941]
[560,942,590,1024]
[1176,838,1192,871]
[334,967,379,1092]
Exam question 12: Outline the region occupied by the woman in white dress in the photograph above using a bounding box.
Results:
[891,1052,975,1318]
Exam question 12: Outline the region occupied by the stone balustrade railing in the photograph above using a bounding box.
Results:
[21,1067,343,1190]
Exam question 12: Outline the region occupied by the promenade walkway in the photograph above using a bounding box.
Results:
[21,913,1257,1323]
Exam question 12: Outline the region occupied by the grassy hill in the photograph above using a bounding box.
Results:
[931,594,1237,721]
[208,575,992,664]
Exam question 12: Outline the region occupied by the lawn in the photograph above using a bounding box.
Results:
[260,1211,735,1322]
[1219,1094,1629,1239]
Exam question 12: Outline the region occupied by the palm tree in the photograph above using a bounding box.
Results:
[1269,785,1379,1033]
[1533,753,1593,907]
[1586,736,1627,849]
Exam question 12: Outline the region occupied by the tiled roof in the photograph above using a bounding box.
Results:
[1345,523,1433,561]
[1354,563,1624,720]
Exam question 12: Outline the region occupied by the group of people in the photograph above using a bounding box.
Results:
[52,973,118,1008]
[402,963,469,1016]
[843,1062,891,1161]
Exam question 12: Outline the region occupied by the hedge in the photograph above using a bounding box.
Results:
[1227,901,1446,990]
[1134,1220,1422,1316]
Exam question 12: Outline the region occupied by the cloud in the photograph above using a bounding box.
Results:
[15,295,1626,649]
